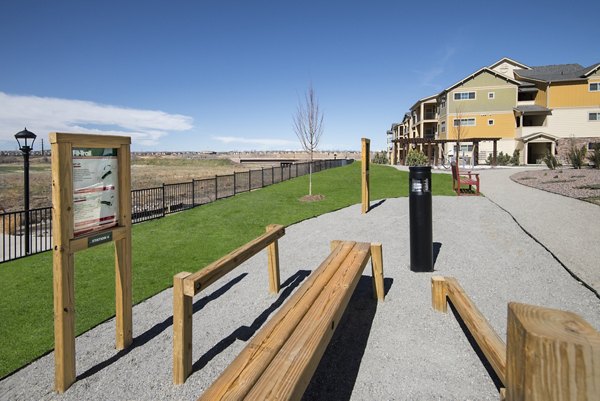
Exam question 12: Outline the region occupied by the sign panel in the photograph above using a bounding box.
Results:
[72,148,119,237]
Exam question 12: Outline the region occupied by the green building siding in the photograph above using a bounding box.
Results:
[448,72,517,114]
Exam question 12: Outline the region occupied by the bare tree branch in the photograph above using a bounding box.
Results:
[293,83,324,195]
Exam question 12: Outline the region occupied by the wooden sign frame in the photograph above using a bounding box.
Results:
[361,138,370,214]
[50,133,132,393]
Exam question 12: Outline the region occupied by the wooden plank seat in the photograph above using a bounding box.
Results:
[451,161,480,196]
[197,240,385,401]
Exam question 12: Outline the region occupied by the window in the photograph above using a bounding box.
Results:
[589,142,599,150]
[453,118,476,127]
[454,91,476,100]
[488,119,494,126]
[441,121,446,133]
[488,92,495,99]
[590,112,600,121]
[589,83,600,92]
[460,145,473,152]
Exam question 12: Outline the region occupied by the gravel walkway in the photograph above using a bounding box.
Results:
[2,196,599,401]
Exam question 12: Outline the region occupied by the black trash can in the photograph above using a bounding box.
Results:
[409,166,433,272]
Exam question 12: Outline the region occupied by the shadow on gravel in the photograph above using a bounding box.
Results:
[77,272,249,381]
[433,242,442,268]
[302,276,394,401]
[448,302,503,391]
[191,269,311,373]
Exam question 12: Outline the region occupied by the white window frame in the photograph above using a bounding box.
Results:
[453,91,476,101]
[488,92,495,99]
[441,121,446,133]
[453,118,476,127]
[589,112,600,121]
[488,119,494,126]
[589,83,600,92]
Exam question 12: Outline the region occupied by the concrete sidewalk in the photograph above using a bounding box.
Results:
[477,167,600,295]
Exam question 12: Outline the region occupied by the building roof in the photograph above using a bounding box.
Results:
[442,67,521,94]
[488,57,531,71]
[513,105,552,115]
[514,62,600,83]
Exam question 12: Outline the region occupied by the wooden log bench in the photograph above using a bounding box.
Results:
[432,276,600,401]
[173,224,285,385]
[196,240,385,401]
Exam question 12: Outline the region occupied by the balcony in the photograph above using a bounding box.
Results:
[516,126,546,139]
[424,112,437,120]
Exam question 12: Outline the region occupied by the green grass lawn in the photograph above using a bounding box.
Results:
[0,162,454,378]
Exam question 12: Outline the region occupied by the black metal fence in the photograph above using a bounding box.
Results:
[1,159,352,263]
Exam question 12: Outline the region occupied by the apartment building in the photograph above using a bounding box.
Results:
[389,57,600,165]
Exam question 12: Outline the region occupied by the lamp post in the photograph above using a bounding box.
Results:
[14,128,36,255]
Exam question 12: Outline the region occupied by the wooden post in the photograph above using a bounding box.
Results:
[173,272,193,385]
[51,140,76,393]
[506,302,600,401]
[115,142,132,349]
[431,276,447,313]
[493,140,498,167]
[370,243,384,301]
[361,138,370,214]
[266,224,281,294]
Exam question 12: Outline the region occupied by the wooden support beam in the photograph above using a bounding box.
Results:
[173,272,193,385]
[431,276,506,385]
[506,302,600,401]
[370,243,385,301]
[266,224,281,294]
[361,138,370,214]
[431,276,447,313]
[183,224,285,297]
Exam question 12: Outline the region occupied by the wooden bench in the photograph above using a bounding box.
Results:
[451,161,480,196]
[197,240,385,401]
[173,224,285,384]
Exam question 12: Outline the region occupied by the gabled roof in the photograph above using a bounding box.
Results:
[488,57,530,71]
[441,67,521,94]
[514,62,600,83]
[582,62,600,77]
[409,93,438,111]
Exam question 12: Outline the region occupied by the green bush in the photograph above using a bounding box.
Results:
[542,151,560,170]
[372,150,389,165]
[486,151,511,166]
[587,143,600,169]
[568,144,587,169]
[510,149,520,166]
[405,148,428,166]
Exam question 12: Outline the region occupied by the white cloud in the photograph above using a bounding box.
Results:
[414,46,456,90]
[0,92,193,148]
[213,136,300,150]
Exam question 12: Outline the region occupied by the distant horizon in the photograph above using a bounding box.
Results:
[2,1,597,153]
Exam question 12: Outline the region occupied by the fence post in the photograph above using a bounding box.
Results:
[506,302,600,401]
[248,170,251,192]
[233,171,237,195]
[162,184,166,217]
[261,167,264,188]
[191,179,195,207]
[215,175,218,200]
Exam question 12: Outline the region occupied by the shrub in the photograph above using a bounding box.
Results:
[405,148,429,166]
[486,151,511,166]
[510,149,520,166]
[567,144,587,169]
[372,151,389,165]
[542,151,559,170]
[587,143,600,169]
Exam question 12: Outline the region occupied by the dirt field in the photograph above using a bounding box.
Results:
[0,155,257,212]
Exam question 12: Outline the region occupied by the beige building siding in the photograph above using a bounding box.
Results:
[546,108,600,138]
[549,81,600,108]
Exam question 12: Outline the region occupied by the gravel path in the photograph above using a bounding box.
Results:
[2,196,599,401]
[511,168,600,203]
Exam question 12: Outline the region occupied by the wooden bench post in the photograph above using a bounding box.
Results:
[266,224,281,294]
[506,302,600,401]
[431,276,448,313]
[370,243,384,301]
[173,272,193,385]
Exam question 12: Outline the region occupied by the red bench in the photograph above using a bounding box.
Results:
[451,161,480,196]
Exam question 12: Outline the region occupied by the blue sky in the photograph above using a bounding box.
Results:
[0,0,598,152]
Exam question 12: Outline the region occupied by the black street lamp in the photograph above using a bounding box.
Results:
[14,128,37,255]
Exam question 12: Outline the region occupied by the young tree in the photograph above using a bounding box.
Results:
[293,84,324,195]
[453,106,469,166]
